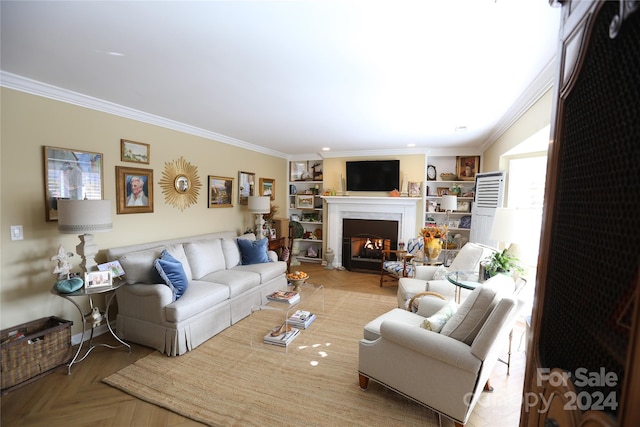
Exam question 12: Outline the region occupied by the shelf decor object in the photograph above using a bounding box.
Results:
[57,199,112,273]
[159,157,201,211]
[440,195,458,251]
[248,195,271,240]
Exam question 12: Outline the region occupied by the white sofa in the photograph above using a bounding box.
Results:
[106,231,287,356]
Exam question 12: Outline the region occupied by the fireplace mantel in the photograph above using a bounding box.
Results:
[322,196,420,268]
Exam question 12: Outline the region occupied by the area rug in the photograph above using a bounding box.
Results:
[103,289,440,426]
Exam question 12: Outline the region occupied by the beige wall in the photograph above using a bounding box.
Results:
[482,88,553,172]
[0,88,287,332]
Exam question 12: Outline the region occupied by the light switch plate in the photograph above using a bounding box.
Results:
[10,225,23,241]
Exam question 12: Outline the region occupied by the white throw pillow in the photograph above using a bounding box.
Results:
[420,301,457,332]
[431,265,449,280]
[184,239,225,279]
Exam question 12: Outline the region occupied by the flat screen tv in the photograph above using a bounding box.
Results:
[346,160,400,192]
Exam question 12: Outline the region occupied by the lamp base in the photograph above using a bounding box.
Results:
[76,233,98,273]
[254,214,266,240]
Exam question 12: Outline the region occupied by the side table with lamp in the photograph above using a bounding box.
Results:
[53,199,131,374]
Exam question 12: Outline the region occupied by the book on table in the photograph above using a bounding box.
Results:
[286,310,316,329]
[263,326,300,347]
[266,290,300,304]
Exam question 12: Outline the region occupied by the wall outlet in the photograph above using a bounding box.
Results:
[10,225,23,241]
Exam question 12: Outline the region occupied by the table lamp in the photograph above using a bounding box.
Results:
[248,195,271,240]
[57,199,112,273]
[440,195,458,241]
[489,207,519,256]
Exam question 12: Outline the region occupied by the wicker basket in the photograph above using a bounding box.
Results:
[440,173,458,181]
[1,317,72,392]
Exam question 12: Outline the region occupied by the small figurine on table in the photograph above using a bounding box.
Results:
[51,245,84,293]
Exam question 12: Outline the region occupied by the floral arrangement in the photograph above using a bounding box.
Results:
[262,202,279,223]
[420,225,448,243]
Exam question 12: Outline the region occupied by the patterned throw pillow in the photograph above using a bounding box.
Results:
[280,247,290,262]
[420,301,457,333]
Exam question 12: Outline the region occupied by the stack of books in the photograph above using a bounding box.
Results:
[263,325,300,347]
[266,290,300,304]
[287,310,316,329]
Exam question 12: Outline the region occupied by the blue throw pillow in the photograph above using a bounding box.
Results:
[154,250,188,300]
[237,238,270,265]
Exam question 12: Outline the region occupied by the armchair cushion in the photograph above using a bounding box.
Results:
[420,301,457,332]
[440,274,513,345]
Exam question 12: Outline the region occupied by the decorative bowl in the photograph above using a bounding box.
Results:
[440,173,458,181]
[287,271,309,291]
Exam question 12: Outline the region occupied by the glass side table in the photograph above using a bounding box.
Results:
[51,281,131,374]
[249,282,324,354]
[445,270,480,303]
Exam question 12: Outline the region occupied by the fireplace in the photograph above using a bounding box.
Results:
[342,219,398,272]
[323,196,420,270]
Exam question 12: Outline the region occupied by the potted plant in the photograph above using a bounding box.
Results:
[481,249,524,280]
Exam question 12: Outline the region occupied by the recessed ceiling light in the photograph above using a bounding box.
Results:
[322,147,330,151]
[407,143,416,147]
[455,125,468,132]
[107,51,125,57]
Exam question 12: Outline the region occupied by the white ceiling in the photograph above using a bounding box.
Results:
[1,1,561,158]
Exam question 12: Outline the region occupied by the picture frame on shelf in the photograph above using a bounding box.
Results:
[259,177,275,200]
[309,161,323,180]
[295,194,314,209]
[116,166,154,214]
[290,214,300,222]
[447,219,460,228]
[97,260,125,278]
[437,187,449,196]
[208,175,234,208]
[43,146,104,221]
[85,270,112,289]
[238,171,255,205]
[290,161,307,182]
[120,139,150,164]
[456,156,480,181]
[408,181,422,197]
[455,201,471,212]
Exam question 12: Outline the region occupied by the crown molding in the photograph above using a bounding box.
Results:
[0,71,289,159]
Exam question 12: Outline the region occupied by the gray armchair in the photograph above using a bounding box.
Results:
[359,274,524,427]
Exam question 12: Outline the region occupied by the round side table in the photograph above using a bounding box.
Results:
[51,281,131,374]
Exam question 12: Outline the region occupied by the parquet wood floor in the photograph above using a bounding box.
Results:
[1,263,527,426]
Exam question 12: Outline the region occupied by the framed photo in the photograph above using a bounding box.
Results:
[408,181,422,197]
[268,228,277,239]
[437,187,449,196]
[208,175,234,208]
[259,177,275,200]
[290,161,307,181]
[85,270,112,289]
[446,219,460,228]
[309,161,323,180]
[43,146,104,221]
[290,214,300,222]
[120,139,150,164]
[98,260,125,278]
[238,171,255,205]
[295,194,314,209]
[116,166,154,214]
[456,156,480,181]
[455,200,471,212]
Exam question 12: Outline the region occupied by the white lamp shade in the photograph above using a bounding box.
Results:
[440,195,458,211]
[248,196,270,213]
[57,199,112,234]
[490,207,518,243]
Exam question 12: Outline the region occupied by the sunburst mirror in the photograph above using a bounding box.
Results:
[159,156,201,211]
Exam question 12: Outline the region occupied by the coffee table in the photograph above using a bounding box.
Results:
[445,270,480,303]
[249,282,324,353]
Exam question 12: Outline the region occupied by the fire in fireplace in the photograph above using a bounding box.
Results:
[354,236,385,260]
[342,218,398,273]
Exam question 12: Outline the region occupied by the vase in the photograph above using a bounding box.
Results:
[425,239,442,262]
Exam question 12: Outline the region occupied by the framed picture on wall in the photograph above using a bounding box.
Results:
[238,171,255,205]
[120,139,150,164]
[456,156,480,181]
[259,177,275,200]
[116,166,154,214]
[208,175,234,208]
[43,146,104,221]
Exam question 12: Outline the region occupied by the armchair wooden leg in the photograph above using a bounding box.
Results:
[484,380,494,392]
[359,374,369,390]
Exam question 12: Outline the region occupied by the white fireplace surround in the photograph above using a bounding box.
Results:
[322,196,420,268]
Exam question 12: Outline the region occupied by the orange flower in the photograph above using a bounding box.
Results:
[419,225,448,243]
